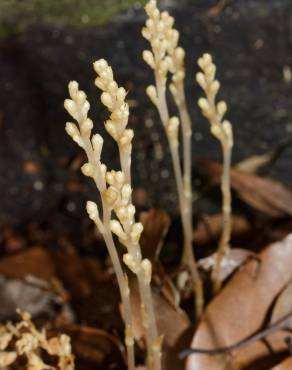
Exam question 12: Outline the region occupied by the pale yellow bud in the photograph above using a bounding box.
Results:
[198,97,209,112]
[146,85,157,105]
[65,122,79,137]
[101,92,113,109]
[110,220,126,240]
[92,134,104,159]
[141,259,152,284]
[217,101,227,117]
[80,118,93,136]
[81,163,94,177]
[196,72,206,89]
[93,59,108,73]
[143,50,155,69]
[210,80,220,95]
[68,80,79,99]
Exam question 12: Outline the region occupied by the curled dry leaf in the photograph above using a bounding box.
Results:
[186,234,292,370]
[270,357,292,370]
[139,208,171,262]
[198,248,258,283]
[61,325,126,370]
[202,160,292,218]
[194,214,250,245]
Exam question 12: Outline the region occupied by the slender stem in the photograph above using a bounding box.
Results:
[83,138,135,370]
[155,74,203,318]
[102,208,136,370]
[212,142,232,293]
[118,140,161,370]
[170,144,203,318]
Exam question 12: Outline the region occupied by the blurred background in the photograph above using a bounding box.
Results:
[1,0,292,247]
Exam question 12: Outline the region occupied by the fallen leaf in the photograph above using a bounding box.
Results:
[202,160,292,217]
[198,248,258,282]
[270,357,292,369]
[194,214,250,245]
[186,234,292,370]
[139,209,171,261]
[0,246,55,281]
[129,278,190,370]
[271,279,292,329]
[60,325,126,370]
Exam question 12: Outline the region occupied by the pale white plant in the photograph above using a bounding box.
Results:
[0,310,74,370]
[64,59,162,370]
[196,53,233,292]
[142,0,203,317]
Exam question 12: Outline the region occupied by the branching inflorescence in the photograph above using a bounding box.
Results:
[64,59,162,370]
[0,310,74,370]
[142,0,203,317]
[196,53,233,293]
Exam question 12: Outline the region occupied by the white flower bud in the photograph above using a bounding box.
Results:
[143,50,155,69]
[110,220,126,240]
[116,87,126,103]
[146,85,157,105]
[80,118,93,136]
[217,101,227,117]
[64,99,77,119]
[103,187,119,207]
[196,72,206,89]
[141,259,152,284]
[123,253,140,274]
[68,81,79,99]
[198,97,209,112]
[210,124,223,140]
[121,184,132,201]
[81,163,94,177]
[105,120,118,140]
[210,80,220,95]
[174,47,185,61]
[130,222,143,243]
[93,59,108,73]
[92,134,104,159]
[72,134,84,148]
[65,122,79,137]
[101,92,113,109]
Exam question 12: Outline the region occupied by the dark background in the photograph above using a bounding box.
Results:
[1,0,292,238]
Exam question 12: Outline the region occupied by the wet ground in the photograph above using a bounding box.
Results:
[1,0,292,230]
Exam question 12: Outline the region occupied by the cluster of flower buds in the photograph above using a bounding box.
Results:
[64,81,92,147]
[93,59,133,154]
[142,0,177,73]
[142,0,186,100]
[100,170,144,248]
[196,53,233,148]
[64,81,107,191]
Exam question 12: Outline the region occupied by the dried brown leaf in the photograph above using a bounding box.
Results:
[186,234,292,370]
[202,160,292,217]
[129,278,190,370]
[62,325,126,370]
[0,247,55,281]
[139,209,171,261]
[271,279,292,329]
[198,248,257,282]
[270,357,292,370]
[194,214,250,245]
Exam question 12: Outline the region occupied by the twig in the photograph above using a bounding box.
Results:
[179,311,292,359]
